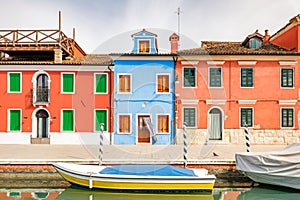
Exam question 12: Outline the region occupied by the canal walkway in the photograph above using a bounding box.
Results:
[0,143,287,165]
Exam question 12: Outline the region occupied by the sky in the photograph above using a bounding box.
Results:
[1,0,300,54]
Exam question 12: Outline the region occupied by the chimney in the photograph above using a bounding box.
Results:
[169,33,179,54]
[54,48,62,64]
[263,29,270,43]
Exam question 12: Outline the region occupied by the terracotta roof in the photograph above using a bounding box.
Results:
[178,41,300,55]
[0,54,112,65]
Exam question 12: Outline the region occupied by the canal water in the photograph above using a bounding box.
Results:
[1,185,299,200]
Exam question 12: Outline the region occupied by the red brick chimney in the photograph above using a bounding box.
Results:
[263,29,270,43]
[169,33,179,54]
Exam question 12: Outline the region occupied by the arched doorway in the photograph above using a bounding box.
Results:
[208,108,223,140]
[36,109,49,138]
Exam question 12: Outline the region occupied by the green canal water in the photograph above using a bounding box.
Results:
[1,185,299,200]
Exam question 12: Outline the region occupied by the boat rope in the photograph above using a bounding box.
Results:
[244,122,251,152]
[183,122,188,168]
[99,123,104,166]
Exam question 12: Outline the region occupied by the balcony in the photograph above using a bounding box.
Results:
[31,88,50,106]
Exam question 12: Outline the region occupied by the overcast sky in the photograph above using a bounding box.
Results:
[1,0,300,53]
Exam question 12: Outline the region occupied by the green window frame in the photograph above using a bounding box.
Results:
[240,108,253,127]
[241,68,254,87]
[95,110,107,131]
[62,110,74,131]
[281,108,294,128]
[9,109,21,131]
[209,67,222,87]
[8,72,21,93]
[183,108,196,127]
[281,68,294,88]
[183,68,196,87]
[95,73,107,94]
[62,73,75,93]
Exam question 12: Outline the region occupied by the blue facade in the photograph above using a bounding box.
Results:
[113,30,175,145]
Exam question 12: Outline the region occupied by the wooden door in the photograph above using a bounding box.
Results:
[138,115,150,143]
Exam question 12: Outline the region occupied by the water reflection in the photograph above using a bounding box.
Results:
[0,185,299,200]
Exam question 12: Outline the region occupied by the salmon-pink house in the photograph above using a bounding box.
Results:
[0,29,113,144]
[174,15,300,145]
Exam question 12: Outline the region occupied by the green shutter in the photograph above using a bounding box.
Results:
[184,108,196,127]
[95,74,107,93]
[183,68,195,87]
[241,108,253,127]
[63,74,74,93]
[241,68,253,87]
[209,68,221,87]
[281,108,294,127]
[281,68,293,88]
[9,73,21,92]
[62,110,74,131]
[95,110,107,131]
[10,110,21,131]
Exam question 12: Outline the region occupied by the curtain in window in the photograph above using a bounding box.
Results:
[119,75,130,92]
[157,75,169,92]
[208,113,221,140]
[119,115,130,133]
[158,115,169,133]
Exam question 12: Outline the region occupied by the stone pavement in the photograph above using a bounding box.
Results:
[0,143,288,165]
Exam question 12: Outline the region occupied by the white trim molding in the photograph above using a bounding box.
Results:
[181,99,199,105]
[206,61,225,65]
[206,100,226,105]
[181,61,199,65]
[238,100,257,104]
[278,100,297,105]
[279,61,297,66]
[238,61,257,66]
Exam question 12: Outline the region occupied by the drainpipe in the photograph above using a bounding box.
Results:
[108,63,114,145]
[172,55,178,144]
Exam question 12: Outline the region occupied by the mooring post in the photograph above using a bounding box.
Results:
[244,122,251,152]
[183,122,188,168]
[99,123,104,166]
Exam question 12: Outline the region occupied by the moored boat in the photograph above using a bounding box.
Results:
[53,163,216,191]
[235,143,300,189]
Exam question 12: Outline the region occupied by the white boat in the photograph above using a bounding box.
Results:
[53,163,216,191]
[235,143,300,189]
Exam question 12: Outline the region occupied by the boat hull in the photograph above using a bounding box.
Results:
[54,163,215,191]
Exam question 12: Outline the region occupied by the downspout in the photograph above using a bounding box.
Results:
[172,55,178,144]
[108,63,113,145]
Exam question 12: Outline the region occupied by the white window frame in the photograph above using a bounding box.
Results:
[182,67,197,88]
[117,73,132,94]
[156,73,171,94]
[280,107,295,129]
[208,66,223,88]
[156,114,171,134]
[94,109,108,132]
[7,109,22,132]
[94,73,108,94]
[117,113,132,134]
[240,67,254,88]
[183,107,197,128]
[7,72,22,93]
[280,68,294,89]
[61,72,75,94]
[60,109,75,132]
[138,39,151,53]
[239,107,254,128]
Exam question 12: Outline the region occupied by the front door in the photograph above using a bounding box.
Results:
[36,110,49,138]
[138,115,150,143]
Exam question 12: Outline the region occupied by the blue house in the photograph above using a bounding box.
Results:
[112,29,175,145]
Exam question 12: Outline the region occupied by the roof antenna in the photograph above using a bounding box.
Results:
[58,11,62,32]
[175,7,182,50]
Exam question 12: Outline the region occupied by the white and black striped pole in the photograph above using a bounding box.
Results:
[99,123,104,166]
[183,122,188,168]
[244,122,251,152]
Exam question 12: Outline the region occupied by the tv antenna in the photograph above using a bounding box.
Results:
[175,7,182,49]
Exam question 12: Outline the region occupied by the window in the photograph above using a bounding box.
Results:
[241,68,254,87]
[240,108,253,127]
[8,72,21,93]
[139,40,150,53]
[183,68,196,87]
[249,38,261,49]
[281,68,294,88]
[95,73,107,94]
[95,110,107,131]
[118,115,131,133]
[118,74,131,93]
[281,108,294,128]
[157,74,170,93]
[61,73,75,93]
[8,109,21,131]
[62,110,74,131]
[183,108,196,127]
[209,67,222,87]
[157,115,169,133]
